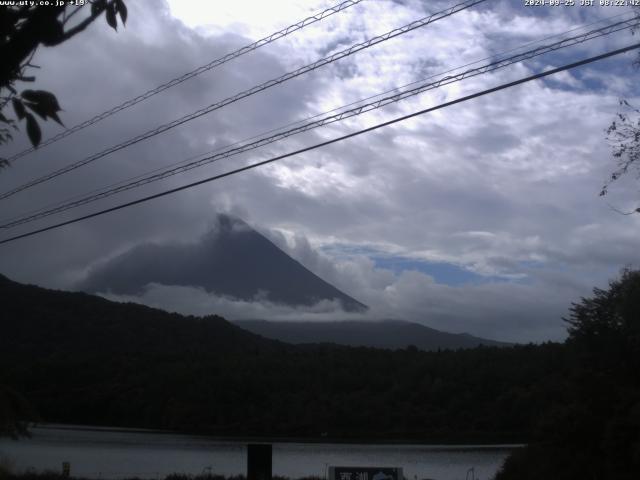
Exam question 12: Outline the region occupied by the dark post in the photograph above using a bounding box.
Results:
[247,443,272,480]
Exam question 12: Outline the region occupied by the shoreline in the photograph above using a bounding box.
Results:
[26,423,525,449]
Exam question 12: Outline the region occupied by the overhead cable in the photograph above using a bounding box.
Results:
[5,0,367,162]
[1,10,633,225]
[2,15,637,230]
[1,42,638,246]
[0,0,487,201]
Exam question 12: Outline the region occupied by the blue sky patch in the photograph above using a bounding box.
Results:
[372,257,485,286]
[321,244,522,286]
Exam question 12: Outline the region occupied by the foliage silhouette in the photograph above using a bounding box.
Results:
[496,269,640,479]
[0,0,127,432]
[0,0,127,164]
[602,6,640,213]
[0,385,36,439]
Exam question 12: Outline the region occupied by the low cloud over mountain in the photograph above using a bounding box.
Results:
[79,214,366,312]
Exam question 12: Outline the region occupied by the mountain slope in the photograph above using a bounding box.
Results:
[79,214,366,312]
[0,273,560,442]
[0,273,282,357]
[235,319,510,351]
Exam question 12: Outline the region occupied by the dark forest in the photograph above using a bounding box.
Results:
[2,270,639,478]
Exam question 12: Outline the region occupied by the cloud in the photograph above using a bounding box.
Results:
[77,213,367,311]
[0,0,638,343]
[101,284,356,322]
[92,225,595,344]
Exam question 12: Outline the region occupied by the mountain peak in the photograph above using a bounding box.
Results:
[212,212,249,232]
[80,215,367,312]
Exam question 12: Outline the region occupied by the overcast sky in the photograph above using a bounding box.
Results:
[1,0,639,343]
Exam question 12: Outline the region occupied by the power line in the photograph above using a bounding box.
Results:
[2,42,637,246]
[5,0,366,163]
[9,8,630,226]
[0,0,487,201]
[3,14,635,227]
[1,10,634,229]
[2,15,637,230]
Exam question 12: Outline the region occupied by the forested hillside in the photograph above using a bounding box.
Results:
[3,269,638,478]
[1,274,560,443]
[234,319,509,351]
[495,269,640,480]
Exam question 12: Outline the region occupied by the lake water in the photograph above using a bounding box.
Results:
[0,426,519,480]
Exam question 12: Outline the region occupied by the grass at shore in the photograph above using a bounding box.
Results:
[2,472,324,480]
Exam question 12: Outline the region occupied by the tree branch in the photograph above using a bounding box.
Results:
[56,3,111,44]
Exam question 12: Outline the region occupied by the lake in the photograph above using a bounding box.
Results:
[0,425,519,480]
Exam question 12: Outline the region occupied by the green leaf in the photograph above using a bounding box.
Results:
[106,2,118,30]
[40,19,64,46]
[115,0,127,25]
[21,90,60,110]
[48,110,64,126]
[24,113,42,147]
[12,98,25,120]
[23,101,48,121]
[91,0,106,16]
[21,90,64,126]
